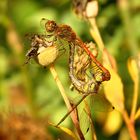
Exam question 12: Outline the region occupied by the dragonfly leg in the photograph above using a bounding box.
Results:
[56,94,88,126]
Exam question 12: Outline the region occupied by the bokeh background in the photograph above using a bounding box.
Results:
[0,0,140,140]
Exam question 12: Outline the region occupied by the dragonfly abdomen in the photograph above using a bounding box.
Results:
[69,44,99,94]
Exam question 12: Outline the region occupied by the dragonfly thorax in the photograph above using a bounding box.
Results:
[56,25,77,42]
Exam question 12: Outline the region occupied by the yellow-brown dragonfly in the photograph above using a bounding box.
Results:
[39,19,113,125]
[40,18,110,82]
[25,19,113,131]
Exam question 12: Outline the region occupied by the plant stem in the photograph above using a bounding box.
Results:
[89,18,104,52]
[134,108,140,120]
[122,110,137,140]
[88,2,138,140]
[49,64,85,140]
[89,18,111,67]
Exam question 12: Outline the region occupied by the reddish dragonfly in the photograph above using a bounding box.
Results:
[39,19,113,129]
[41,18,110,82]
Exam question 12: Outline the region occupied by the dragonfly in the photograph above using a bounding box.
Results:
[40,18,113,124]
[40,18,111,82]
[23,19,112,132]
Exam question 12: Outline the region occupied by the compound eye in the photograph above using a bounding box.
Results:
[53,22,57,27]
[51,21,57,29]
[45,20,57,32]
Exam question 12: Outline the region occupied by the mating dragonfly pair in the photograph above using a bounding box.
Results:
[25,18,114,127]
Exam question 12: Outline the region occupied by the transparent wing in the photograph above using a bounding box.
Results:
[79,109,91,135]
[69,91,114,113]
[88,93,114,112]
[78,93,114,138]
[79,108,97,140]
[40,18,49,31]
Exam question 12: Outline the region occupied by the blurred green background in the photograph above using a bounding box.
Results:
[0,0,140,140]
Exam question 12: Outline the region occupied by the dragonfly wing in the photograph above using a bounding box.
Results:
[79,103,97,140]
[79,109,91,135]
[69,95,92,135]
[40,18,49,31]
[88,93,114,112]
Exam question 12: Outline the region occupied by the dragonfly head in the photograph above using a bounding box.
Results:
[45,20,57,33]
[102,70,111,81]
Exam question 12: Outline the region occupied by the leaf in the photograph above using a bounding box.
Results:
[58,126,79,140]
[118,127,131,140]
[103,110,122,135]
[50,123,79,140]
[103,65,125,112]
[128,57,139,118]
